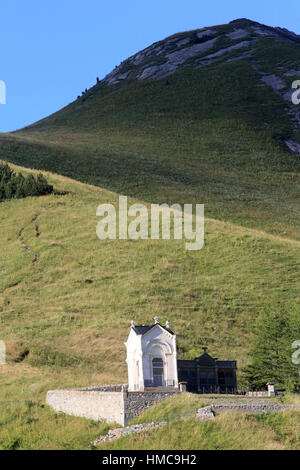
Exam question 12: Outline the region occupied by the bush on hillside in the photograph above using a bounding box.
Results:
[0,163,53,201]
[243,310,300,390]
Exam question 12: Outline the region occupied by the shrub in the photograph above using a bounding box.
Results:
[0,163,53,201]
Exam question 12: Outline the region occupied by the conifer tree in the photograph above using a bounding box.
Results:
[0,163,53,201]
[244,310,300,390]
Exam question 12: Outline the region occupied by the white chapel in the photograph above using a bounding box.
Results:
[124,317,179,391]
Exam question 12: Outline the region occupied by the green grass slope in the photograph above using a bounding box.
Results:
[1,18,300,449]
[102,411,300,450]
[100,394,300,450]
[1,19,300,240]
[0,163,300,448]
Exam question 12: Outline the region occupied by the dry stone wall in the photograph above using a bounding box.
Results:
[46,389,125,426]
[124,391,178,424]
[196,399,299,420]
[46,387,178,426]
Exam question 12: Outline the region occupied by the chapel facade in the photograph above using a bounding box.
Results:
[125,318,237,393]
[125,317,178,391]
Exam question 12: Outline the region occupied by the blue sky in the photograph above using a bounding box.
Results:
[0,0,299,132]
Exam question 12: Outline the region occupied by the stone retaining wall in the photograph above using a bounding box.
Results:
[47,389,298,427]
[196,399,299,420]
[46,389,125,425]
[124,391,178,424]
[46,387,177,426]
[211,403,293,413]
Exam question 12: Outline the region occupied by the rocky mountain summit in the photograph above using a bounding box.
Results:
[99,18,300,153]
[1,18,300,230]
[103,18,300,85]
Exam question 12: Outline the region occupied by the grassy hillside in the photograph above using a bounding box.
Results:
[1,18,300,449]
[0,163,300,449]
[1,20,300,240]
[100,394,300,450]
[2,163,300,370]
[108,411,300,450]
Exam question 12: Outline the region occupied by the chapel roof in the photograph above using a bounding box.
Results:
[132,322,175,336]
[194,347,217,366]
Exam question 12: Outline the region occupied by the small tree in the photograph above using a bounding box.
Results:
[0,163,53,201]
[244,310,300,390]
[35,174,53,195]
[15,173,26,198]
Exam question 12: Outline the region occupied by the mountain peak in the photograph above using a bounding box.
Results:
[100,18,300,86]
[229,18,259,25]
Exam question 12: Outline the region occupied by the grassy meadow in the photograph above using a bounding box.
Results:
[1,32,300,241]
[101,393,300,450]
[101,410,300,450]
[0,163,299,449]
[0,19,300,449]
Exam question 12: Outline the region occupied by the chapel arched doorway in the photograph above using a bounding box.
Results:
[152,357,164,386]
